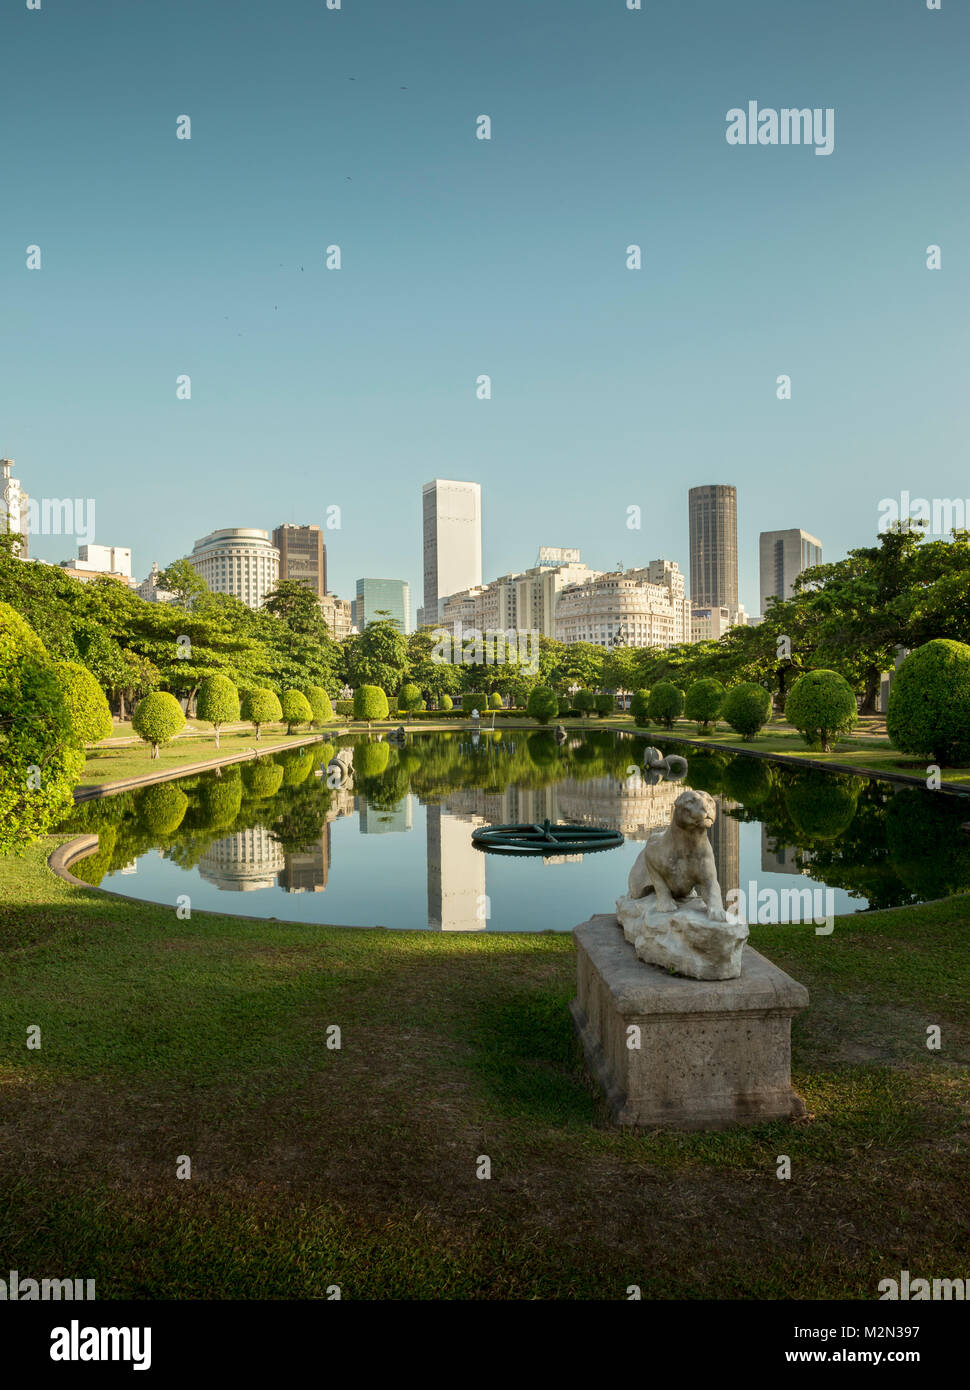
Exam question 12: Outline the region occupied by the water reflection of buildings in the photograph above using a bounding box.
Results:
[710,798,740,902]
[426,803,487,931]
[279,825,331,894]
[761,826,813,876]
[199,827,285,891]
[358,798,414,834]
[440,776,682,843]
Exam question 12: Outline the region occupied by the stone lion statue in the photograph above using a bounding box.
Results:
[627,787,726,921]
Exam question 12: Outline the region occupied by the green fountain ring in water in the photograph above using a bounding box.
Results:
[471,819,625,856]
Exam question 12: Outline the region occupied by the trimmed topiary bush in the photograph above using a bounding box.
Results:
[281,689,314,734]
[440,694,453,712]
[886,639,970,767]
[557,695,571,716]
[132,691,186,759]
[488,692,504,710]
[56,660,113,744]
[684,677,725,731]
[574,690,596,719]
[721,682,771,741]
[196,673,240,749]
[334,698,354,717]
[647,682,684,730]
[630,689,651,727]
[353,685,389,724]
[785,669,857,752]
[527,685,559,724]
[303,685,334,726]
[461,692,487,716]
[241,687,282,741]
[0,602,85,854]
[594,692,614,717]
[398,683,423,719]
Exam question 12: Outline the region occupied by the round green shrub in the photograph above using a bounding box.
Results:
[398,683,423,718]
[0,603,85,854]
[196,674,240,749]
[55,660,113,743]
[488,692,504,710]
[721,683,771,741]
[354,685,389,724]
[527,686,559,724]
[594,692,614,717]
[630,689,651,727]
[574,690,596,718]
[440,694,453,712]
[241,687,282,739]
[302,685,334,725]
[647,682,684,729]
[281,689,314,734]
[557,695,571,716]
[684,677,725,731]
[887,639,970,766]
[785,669,857,751]
[461,692,487,716]
[132,691,186,759]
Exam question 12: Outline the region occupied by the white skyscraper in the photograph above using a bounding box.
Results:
[420,479,482,626]
[0,458,29,557]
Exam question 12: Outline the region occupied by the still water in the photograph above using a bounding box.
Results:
[63,731,970,932]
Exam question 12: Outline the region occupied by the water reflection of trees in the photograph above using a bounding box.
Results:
[58,733,970,909]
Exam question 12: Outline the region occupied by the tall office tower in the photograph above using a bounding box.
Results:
[187,528,279,609]
[759,528,822,616]
[354,577,412,633]
[689,485,738,614]
[421,479,482,625]
[0,458,29,557]
[272,523,326,598]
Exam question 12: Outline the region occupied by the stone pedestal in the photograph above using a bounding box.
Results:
[570,914,809,1131]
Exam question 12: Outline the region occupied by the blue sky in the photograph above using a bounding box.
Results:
[2,0,967,614]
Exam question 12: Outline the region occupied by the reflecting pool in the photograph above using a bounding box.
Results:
[61,731,970,932]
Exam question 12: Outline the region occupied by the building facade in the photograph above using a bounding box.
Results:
[554,561,691,648]
[75,544,132,579]
[272,523,326,598]
[137,561,176,604]
[187,528,279,609]
[689,484,739,615]
[759,528,823,616]
[320,592,355,640]
[0,458,29,557]
[436,555,598,639]
[421,478,482,625]
[353,577,411,633]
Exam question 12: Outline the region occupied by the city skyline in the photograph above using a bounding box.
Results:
[3,0,965,618]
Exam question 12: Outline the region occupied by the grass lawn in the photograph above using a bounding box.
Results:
[79,726,338,786]
[0,838,968,1299]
